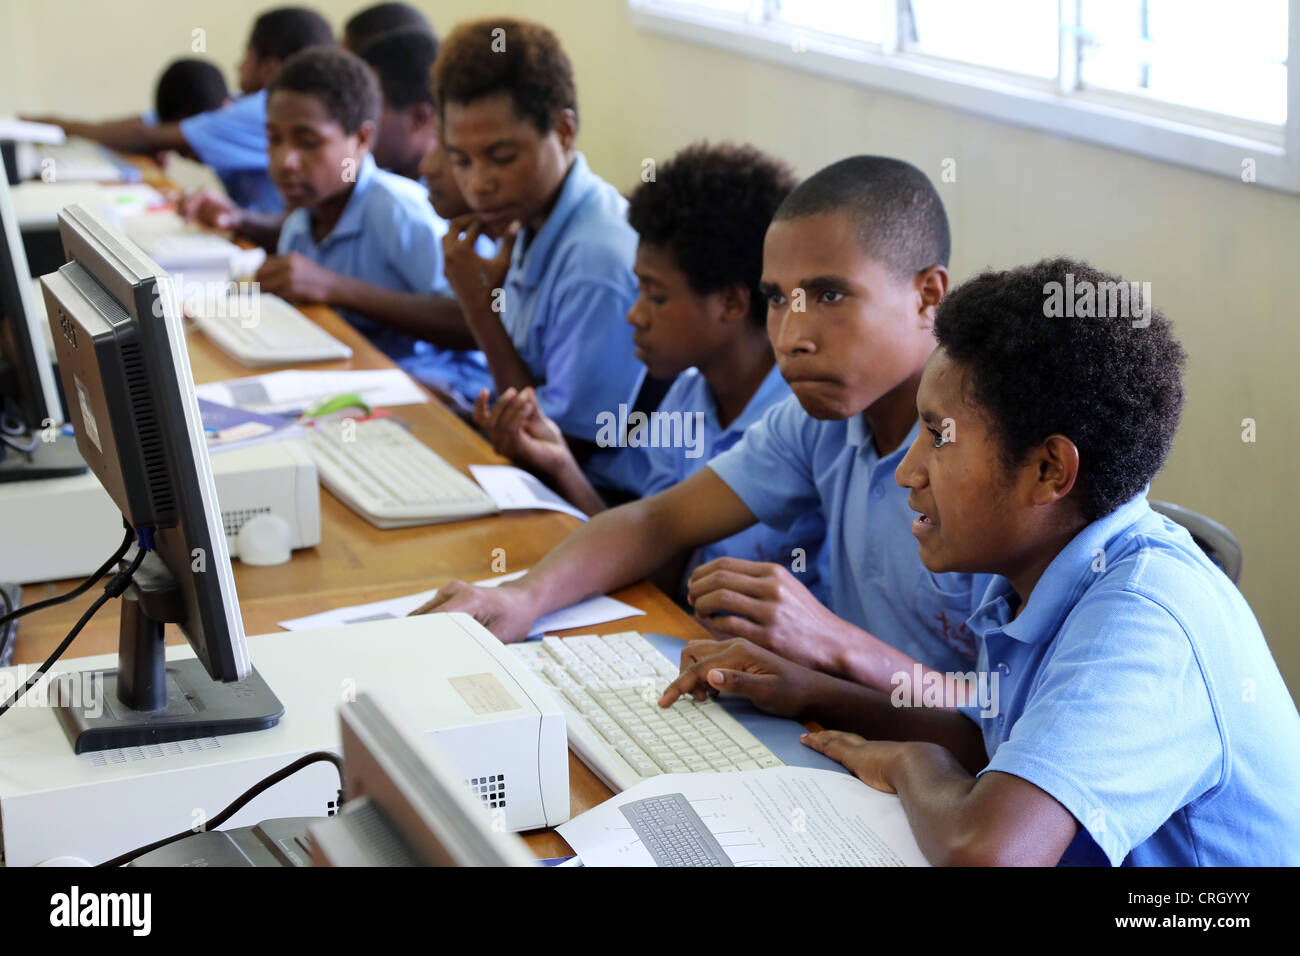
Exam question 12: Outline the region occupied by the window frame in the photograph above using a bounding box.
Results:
[629,0,1300,193]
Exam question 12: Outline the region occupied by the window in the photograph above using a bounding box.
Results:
[630,0,1299,192]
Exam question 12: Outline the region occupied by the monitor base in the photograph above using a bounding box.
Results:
[0,430,86,483]
[54,659,283,754]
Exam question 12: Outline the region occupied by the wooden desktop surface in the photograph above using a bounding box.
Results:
[15,298,711,860]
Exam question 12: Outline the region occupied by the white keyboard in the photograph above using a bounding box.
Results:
[304,416,499,528]
[15,138,140,183]
[511,632,784,793]
[189,290,353,367]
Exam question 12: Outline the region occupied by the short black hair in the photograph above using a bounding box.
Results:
[344,2,432,50]
[774,155,950,279]
[154,58,229,123]
[268,47,381,134]
[248,7,335,63]
[357,28,437,109]
[627,142,797,325]
[935,257,1186,521]
[432,18,576,134]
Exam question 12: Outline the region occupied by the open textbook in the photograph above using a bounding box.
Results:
[558,765,930,867]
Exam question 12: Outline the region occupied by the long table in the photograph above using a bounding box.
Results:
[15,297,712,860]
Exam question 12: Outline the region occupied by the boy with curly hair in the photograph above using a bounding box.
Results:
[477,142,827,598]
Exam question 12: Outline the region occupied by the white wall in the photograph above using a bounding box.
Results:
[3,0,1295,698]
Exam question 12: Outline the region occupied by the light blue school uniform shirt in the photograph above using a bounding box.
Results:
[277,153,492,403]
[178,90,281,213]
[611,365,827,599]
[499,152,643,482]
[961,493,1300,867]
[708,395,991,673]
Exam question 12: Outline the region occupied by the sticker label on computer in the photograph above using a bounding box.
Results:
[74,375,103,454]
[449,673,520,715]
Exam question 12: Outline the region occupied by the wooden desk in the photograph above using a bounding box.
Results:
[12,297,709,859]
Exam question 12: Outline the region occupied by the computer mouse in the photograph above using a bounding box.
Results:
[236,514,292,566]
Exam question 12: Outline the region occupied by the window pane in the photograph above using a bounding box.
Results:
[687,0,761,15]
[908,0,1060,78]
[1079,0,1287,125]
[774,0,890,44]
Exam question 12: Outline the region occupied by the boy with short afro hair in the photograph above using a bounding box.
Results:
[478,141,827,599]
[432,17,644,488]
[672,258,1300,866]
[255,46,490,404]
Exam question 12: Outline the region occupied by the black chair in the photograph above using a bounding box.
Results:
[1149,499,1242,585]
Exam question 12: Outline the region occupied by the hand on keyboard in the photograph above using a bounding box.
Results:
[409,578,536,644]
[658,637,817,720]
[256,252,337,305]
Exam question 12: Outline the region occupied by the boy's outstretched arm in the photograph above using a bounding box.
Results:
[24,114,188,155]
[254,253,478,349]
[662,638,989,766]
[804,734,1080,866]
[412,468,760,641]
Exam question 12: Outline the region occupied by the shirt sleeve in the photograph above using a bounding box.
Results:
[981,586,1224,866]
[706,395,821,534]
[533,278,641,440]
[380,199,450,296]
[178,94,267,174]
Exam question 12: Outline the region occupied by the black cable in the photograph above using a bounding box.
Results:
[97,751,345,868]
[0,543,147,718]
[0,524,134,629]
[0,584,13,663]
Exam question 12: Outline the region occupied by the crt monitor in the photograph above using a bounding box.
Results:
[309,694,536,867]
[39,202,281,753]
[0,154,84,482]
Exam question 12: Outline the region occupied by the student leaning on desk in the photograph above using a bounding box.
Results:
[663,259,1300,867]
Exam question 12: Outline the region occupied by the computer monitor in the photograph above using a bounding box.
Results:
[0,155,85,482]
[309,694,536,867]
[39,203,282,753]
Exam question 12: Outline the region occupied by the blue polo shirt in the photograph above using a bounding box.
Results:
[499,152,643,480]
[277,154,492,403]
[964,494,1300,866]
[708,395,991,673]
[179,90,281,213]
[612,365,827,598]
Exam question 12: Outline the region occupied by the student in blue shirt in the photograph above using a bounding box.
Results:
[27,7,334,213]
[355,29,439,183]
[475,142,827,598]
[430,19,645,485]
[416,156,989,690]
[668,258,1300,866]
[253,47,489,405]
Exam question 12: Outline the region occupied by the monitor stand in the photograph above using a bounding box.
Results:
[53,550,283,754]
[0,430,88,482]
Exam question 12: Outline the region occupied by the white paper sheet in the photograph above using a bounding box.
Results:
[558,766,931,867]
[468,464,588,522]
[195,369,428,416]
[276,569,644,636]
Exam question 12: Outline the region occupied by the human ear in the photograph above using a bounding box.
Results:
[915,265,949,330]
[1029,434,1080,505]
